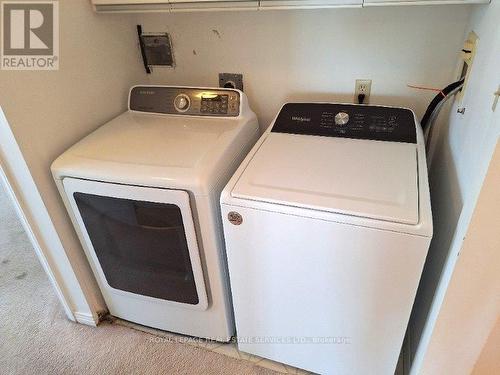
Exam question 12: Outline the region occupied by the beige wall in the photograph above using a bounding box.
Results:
[0,1,145,313]
[419,139,500,374]
[473,317,500,374]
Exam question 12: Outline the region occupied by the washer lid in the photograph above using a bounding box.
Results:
[231,133,419,225]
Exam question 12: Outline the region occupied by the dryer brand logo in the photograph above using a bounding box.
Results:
[1,1,59,70]
[291,116,311,123]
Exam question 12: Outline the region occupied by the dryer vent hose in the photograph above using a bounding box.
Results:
[420,77,465,149]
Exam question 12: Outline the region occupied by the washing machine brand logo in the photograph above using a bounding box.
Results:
[1,1,59,70]
[228,212,243,226]
[139,90,155,95]
[291,116,311,123]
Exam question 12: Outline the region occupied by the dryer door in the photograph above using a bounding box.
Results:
[63,178,208,310]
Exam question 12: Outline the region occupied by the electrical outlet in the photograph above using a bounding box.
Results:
[219,73,243,91]
[355,79,372,104]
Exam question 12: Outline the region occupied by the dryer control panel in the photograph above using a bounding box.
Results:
[272,103,417,144]
[129,86,240,117]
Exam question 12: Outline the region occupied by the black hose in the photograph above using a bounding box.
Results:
[420,77,465,132]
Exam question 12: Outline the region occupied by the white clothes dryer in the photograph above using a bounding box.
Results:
[52,86,259,341]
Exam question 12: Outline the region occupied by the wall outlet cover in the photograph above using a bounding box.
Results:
[354,79,372,104]
[219,73,243,91]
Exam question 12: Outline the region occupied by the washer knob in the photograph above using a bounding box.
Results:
[174,94,190,112]
[335,112,350,126]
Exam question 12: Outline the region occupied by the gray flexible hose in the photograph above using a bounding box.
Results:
[424,82,465,151]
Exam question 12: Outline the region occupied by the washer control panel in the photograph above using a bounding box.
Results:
[272,103,417,143]
[129,86,240,117]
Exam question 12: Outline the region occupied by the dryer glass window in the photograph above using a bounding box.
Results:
[73,192,199,305]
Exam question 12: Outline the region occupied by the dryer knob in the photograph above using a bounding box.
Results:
[174,94,190,112]
[335,112,349,126]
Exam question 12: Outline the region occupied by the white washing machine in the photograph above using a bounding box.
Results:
[221,103,432,373]
[52,86,259,341]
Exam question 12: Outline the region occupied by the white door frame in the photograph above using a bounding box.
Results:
[0,106,95,325]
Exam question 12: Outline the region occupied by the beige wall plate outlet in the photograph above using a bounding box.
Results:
[355,79,372,104]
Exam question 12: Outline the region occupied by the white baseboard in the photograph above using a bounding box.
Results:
[74,311,98,327]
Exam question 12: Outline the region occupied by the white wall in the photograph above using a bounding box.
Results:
[418,139,500,374]
[411,1,500,372]
[138,5,472,131]
[0,1,145,317]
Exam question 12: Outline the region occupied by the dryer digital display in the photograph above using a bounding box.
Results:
[200,94,229,114]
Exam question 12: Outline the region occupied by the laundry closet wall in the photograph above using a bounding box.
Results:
[0,1,145,318]
[411,2,500,373]
[138,5,472,131]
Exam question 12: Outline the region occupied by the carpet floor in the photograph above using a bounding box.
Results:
[0,183,276,375]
